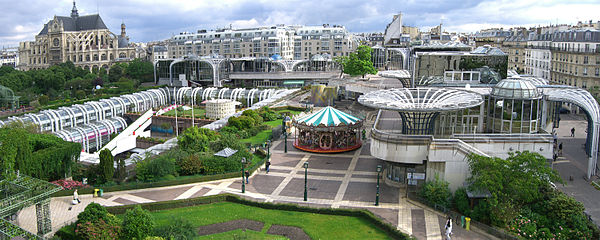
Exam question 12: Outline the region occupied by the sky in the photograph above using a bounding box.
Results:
[1,0,599,47]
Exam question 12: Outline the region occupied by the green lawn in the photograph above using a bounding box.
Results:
[163,107,206,118]
[240,119,282,145]
[150,202,392,240]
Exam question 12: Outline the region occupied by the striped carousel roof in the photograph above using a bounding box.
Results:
[295,106,361,127]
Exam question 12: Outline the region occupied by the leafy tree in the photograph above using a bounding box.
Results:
[108,64,124,83]
[209,133,246,152]
[177,127,218,153]
[467,151,562,226]
[77,203,113,225]
[126,59,154,83]
[75,90,86,100]
[176,153,203,176]
[99,149,114,183]
[38,95,49,106]
[76,218,121,240]
[338,45,377,78]
[121,205,155,240]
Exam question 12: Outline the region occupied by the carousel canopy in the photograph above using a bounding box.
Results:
[296,106,361,127]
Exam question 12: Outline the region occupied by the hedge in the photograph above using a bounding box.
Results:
[51,154,266,197]
[102,194,411,240]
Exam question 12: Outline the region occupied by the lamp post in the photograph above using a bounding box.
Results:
[303,162,309,201]
[284,132,288,153]
[241,157,246,193]
[376,165,382,206]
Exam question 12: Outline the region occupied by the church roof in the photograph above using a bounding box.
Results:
[38,14,108,35]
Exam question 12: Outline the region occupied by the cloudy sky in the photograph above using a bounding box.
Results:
[1,0,599,47]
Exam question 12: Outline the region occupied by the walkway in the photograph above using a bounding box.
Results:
[17,139,490,239]
[553,114,600,226]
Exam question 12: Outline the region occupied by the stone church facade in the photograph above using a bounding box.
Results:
[18,2,136,71]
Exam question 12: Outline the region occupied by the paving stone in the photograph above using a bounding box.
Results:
[295,171,346,178]
[130,186,192,202]
[249,175,285,195]
[354,157,385,172]
[279,178,341,200]
[307,156,351,170]
[189,188,212,199]
[411,209,427,240]
[113,197,138,205]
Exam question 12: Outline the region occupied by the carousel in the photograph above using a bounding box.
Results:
[292,106,363,153]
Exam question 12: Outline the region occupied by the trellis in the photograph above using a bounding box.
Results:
[0,174,61,238]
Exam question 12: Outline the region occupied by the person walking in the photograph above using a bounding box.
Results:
[265,161,271,173]
[73,189,80,204]
[571,127,576,137]
[244,170,250,184]
[445,217,453,240]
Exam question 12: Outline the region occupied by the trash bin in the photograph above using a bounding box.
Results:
[465,217,471,231]
[98,189,104,197]
[94,188,99,197]
[461,216,466,228]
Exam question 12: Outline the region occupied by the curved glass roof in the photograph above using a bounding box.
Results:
[295,106,361,127]
[358,88,484,112]
[491,78,541,99]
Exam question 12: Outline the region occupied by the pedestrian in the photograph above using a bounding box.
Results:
[445,217,452,240]
[73,189,80,205]
[265,161,271,173]
[559,142,563,156]
[571,127,576,137]
[245,170,250,184]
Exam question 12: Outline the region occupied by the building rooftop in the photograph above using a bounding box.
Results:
[491,78,541,99]
[358,88,484,112]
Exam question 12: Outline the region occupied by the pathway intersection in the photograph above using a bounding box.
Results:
[17,139,490,239]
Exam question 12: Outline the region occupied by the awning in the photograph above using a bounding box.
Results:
[283,80,305,85]
[214,147,238,158]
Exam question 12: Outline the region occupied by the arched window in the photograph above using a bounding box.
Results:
[86,55,90,61]
[101,54,106,60]
[119,53,126,58]
[109,53,114,60]
[93,54,98,61]
[130,53,135,59]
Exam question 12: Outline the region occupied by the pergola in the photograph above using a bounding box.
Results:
[0,174,62,238]
[0,85,20,111]
[358,88,484,135]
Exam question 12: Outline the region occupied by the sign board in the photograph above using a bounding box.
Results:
[412,173,426,180]
[82,178,88,185]
[408,179,418,185]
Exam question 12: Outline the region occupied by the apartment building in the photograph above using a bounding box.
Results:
[168,24,357,60]
[550,30,600,89]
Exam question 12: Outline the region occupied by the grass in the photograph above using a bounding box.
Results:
[196,229,288,240]
[163,107,207,118]
[149,202,393,240]
[240,119,281,145]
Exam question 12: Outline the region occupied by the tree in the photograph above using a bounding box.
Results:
[75,90,86,100]
[108,64,124,83]
[339,45,377,78]
[99,149,114,183]
[467,151,562,226]
[126,59,154,83]
[154,217,197,240]
[419,174,452,209]
[177,127,218,153]
[38,95,49,106]
[121,205,155,240]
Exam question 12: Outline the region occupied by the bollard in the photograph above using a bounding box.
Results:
[461,216,466,228]
[94,188,99,197]
[465,217,471,231]
[98,189,104,197]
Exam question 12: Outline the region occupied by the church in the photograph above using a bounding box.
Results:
[18,1,137,71]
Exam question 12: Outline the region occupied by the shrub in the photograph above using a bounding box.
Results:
[121,205,155,240]
[75,218,121,240]
[452,187,471,216]
[153,217,197,240]
[50,179,89,190]
[209,132,246,152]
[177,127,218,153]
[76,203,110,225]
[419,175,451,209]
[176,153,203,176]
[136,154,178,182]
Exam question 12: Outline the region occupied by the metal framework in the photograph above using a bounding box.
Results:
[0,175,61,238]
[0,85,20,111]
[542,86,600,179]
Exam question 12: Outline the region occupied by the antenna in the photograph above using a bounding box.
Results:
[97,0,99,14]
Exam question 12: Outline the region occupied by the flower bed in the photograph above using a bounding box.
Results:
[51,179,90,190]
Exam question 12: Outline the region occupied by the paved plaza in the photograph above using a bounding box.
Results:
[17,138,491,239]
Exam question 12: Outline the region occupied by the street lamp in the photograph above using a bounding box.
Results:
[241,157,246,193]
[376,165,382,206]
[303,162,309,201]
[284,132,288,153]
